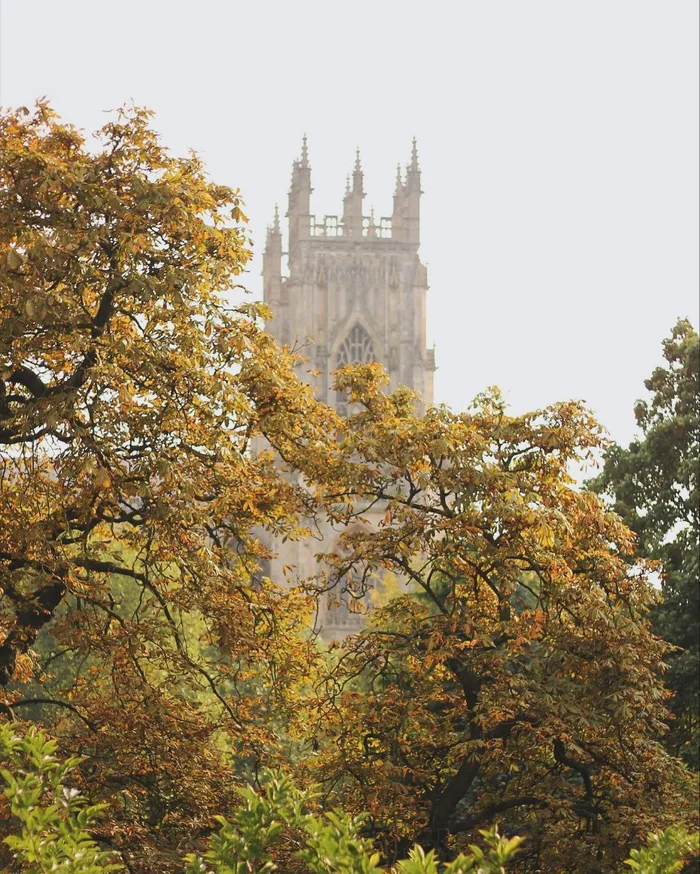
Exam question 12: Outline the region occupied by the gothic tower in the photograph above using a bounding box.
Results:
[263,138,434,413]
[261,139,435,638]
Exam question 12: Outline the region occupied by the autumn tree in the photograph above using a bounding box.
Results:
[1,101,695,874]
[0,102,336,872]
[294,369,695,874]
[589,319,699,768]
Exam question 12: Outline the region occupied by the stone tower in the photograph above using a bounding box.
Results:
[261,138,435,638]
[263,138,434,412]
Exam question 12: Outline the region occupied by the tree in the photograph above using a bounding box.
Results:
[1,102,695,874]
[293,369,695,874]
[589,320,699,767]
[0,102,336,871]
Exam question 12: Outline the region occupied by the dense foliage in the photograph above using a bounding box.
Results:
[0,101,336,870]
[2,724,697,874]
[291,373,695,873]
[590,320,699,767]
[0,104,696,873]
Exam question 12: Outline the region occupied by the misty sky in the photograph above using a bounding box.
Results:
[1,1,697,450]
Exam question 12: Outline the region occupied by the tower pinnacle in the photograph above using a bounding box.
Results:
[405,138,421,195]
[351,147,364,196]
[343,147,365,234]
[410,137,419,172]
[289,137,311,249]
[367,207,377,238]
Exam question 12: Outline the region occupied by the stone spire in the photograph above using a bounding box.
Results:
[409,138,419,172]
[367,207,377,238]
[263,204,282,306]
[392,162,406,240]
[404,139,421,245]
[406,138,420,189]
[352,147,364,194]
[288,135,312,250]
[395,162,403,194]
[343,147,365,237]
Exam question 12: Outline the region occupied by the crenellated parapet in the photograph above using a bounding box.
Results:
[267,138,421,257]
[308,215,393,238]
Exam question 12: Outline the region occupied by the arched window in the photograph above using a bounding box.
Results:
[335,323,375,369]
[335,324,376,415]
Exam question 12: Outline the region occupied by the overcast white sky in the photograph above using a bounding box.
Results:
[1,1,697,448]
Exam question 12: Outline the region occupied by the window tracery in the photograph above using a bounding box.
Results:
[334,323,376,416]
[335,323,375,369]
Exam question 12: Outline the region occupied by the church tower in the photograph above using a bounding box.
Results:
[261,139,435,638]
[263,138,434,414]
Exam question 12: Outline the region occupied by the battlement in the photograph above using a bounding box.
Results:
[308,215,393,239]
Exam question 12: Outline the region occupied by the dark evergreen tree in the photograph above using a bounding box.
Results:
[590,319,699,767]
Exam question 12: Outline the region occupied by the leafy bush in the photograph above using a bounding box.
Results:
[624,827,699,874]
[0,722,122,872]
[183,770,522,874]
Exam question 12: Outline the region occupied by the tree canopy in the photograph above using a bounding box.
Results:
[0,104,696,874]
[291,370,694,873]
[0,101,336,870]
[590,319,699,767]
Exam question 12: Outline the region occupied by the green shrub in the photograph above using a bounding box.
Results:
[0,722,122,872]
[183,769,523,874]
[624,827,699,874]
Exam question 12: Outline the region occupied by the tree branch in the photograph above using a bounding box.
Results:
[1,697,98,732]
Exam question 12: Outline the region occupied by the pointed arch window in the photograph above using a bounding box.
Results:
[335,324,375,369]
[334,323,376,415]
